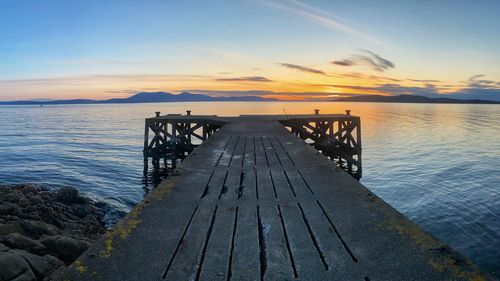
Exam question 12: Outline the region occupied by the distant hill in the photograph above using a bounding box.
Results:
[336,94,500,104]
[0,91,277,105]
[2,92,499,105]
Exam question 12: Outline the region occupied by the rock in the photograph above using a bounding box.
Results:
[0,242,9,252]
[40,235,91,263]
[42,254,64,268]
[0,223,25,236]
[72,204,95,218]
[55,187,83,204]
[0,202,21,216]
[0,252,36,281]
[21,253,56,280]
[20,220,58,239]
[1,233,47,256]
[43,269,68,281]
[20,184,39,195]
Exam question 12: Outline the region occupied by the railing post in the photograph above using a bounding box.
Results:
[143,119,150,175]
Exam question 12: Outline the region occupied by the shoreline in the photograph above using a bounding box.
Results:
[0,183,107,281]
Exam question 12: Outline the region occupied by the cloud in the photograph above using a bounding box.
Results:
[407,79,441,83]
[360,49,394,69]
[465,74,497,88]
[329,76,500,101]
[449,74,500,101]
[331,50,395,72]
[332,59,355,66]
[262,0,382,44]
[330,83,441,97]
[215,76,273,82]
[279,63,326,75]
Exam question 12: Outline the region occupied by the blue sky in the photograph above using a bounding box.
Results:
[0,0,499,100]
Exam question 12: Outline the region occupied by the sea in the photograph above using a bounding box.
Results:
[0,102,498,276]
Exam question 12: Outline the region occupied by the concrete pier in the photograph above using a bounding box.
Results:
[60,112,494,281]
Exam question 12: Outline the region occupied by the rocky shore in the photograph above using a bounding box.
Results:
[0,184,106,281]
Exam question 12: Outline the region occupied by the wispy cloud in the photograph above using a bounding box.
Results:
[262,0,382,44]
[332,59,355,66]
[279,63,326,75]
[329,76,500,101]
[465,74,497,88]
[332,50,395,72]
[215,76,273,82]
[450,74,500,101]
[407,79,441,83]
[330,83,440,97]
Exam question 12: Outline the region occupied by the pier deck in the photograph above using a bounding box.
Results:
[61,114,492,281]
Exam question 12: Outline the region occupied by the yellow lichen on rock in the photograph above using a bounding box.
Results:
[73,261,87,274]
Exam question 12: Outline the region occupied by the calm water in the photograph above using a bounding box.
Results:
[0,102,499,275]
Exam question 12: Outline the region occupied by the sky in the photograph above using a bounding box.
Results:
[0,0,499,101]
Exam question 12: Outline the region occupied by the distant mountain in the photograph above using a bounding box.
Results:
[0,91,277,105]
[2,92,499,105]
[336,94,500,104]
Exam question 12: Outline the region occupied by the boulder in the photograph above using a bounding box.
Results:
[72,204,95,218]
[19,184,39,195]
[55,187,83,204]
[1,233,47,255]
[0,223,25,236]
[42,254,64,269]
[40,235,91,263]
[0,242,8,252]
[0,202,21,216]
[21,253,57,280]
[19,220,58,239]
[0,252,36,281]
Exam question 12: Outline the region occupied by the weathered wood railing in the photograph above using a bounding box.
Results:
[143,111,226,172]
[143,110,362,179]
[279,110,362,179]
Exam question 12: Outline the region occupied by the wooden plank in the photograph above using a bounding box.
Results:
[198,206,237,281]
[255,136,268,167]
[278,203,326,277]
[231,204,260,281]
[218,136,239,167]
[239,169,257,201]
[164,203,218,281]
[259,203,295,280]
[275,135,336,169]
[243,136,256,169]
[270,170,294,200]
[200,169,227,201]
[284,169,313,198]
[297,200,362,280]
[219,169,240,202]
[262,136,280,168]
[181,134,232,168]
[230,135,246,168]
[270,137,295,170]
[256,170,276,200]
